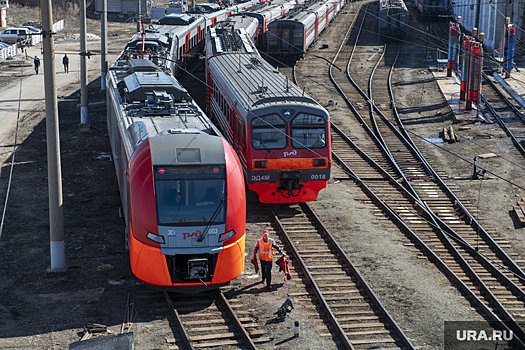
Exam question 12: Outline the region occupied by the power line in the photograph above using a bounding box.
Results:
[0,54,27,240]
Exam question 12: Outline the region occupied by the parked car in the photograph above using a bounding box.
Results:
[0,28,30,44]
[21,25,40,34]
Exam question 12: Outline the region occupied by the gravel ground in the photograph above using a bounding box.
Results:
[0,1,524,350]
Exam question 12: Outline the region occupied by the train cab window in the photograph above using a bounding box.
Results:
[154,165,226,225]
[291,113,326,148]
[251,114,286,150]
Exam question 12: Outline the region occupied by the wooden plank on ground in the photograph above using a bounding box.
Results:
[514,206,525,226]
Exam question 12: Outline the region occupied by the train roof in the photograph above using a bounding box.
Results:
[216,14,259,34]
[150,132,226,166]
[277,0,330,21]
[207,27,320,112]
[379,0,407,10]
[108,58,220,154]
[158,13,197,25]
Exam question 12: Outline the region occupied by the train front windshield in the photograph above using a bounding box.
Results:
[154,165,226,226]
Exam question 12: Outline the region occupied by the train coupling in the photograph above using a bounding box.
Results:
[188,258,208,280]
[279,171,301,192]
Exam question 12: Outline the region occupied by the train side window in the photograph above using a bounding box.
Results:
[251,114,286,150]
[179,46,183,59]
[291,113,326,148]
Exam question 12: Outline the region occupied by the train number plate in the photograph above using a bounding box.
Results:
[310,173,327,180]
[251,174,271,182]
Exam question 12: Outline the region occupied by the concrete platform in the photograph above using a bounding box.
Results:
[431,66,525,123]
[430,67,484,122]
[491,70,525,110]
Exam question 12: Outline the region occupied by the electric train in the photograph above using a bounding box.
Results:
[206,26,331,203]
[106,30,246,292]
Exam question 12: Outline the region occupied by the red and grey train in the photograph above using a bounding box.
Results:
[267,0,344,60]
[206,26,331,203]
[106,36,246,292]
[126,0,261,76]
[242,0,305,48]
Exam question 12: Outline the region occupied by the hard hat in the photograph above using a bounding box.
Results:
[262,230,269,236]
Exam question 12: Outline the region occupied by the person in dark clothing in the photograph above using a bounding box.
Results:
[253,230,285,289]
[62,54,69,73]
[33,56,40,74]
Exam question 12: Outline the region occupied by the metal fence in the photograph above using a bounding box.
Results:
[0,43,17,63]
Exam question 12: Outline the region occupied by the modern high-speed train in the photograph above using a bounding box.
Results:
[206,26,331,203]
[106,28,246,292]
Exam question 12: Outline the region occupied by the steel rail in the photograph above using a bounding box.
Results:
[164,291,196,350]
[482,71,525,124]
[215,290,258,350]
[331,125,525,347]
[481,72,525,157]
[302,202,416,349]
[268,205,355,350]
[326,4,525,345]
[328,3,422,205]
[385,63,525,283]
[330,151,519,343]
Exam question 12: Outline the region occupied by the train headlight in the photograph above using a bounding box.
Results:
[254,161,267,168]
[218,229,236,242]
[146,232,165,244]
[313,159,326,167]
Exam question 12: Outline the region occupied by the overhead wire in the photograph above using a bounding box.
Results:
[311,3,525,282]
[176,46,525,284]
[260,6,525,179]
[118,1,525,281]
[0,54,27,240]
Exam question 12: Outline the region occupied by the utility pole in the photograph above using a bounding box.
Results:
[41,0,66,271]
[101,0,107,91]
[80,0,89,127]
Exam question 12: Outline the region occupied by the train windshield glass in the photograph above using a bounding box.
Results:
[154,165,226,226]
[291,113,326,148]
[251,114,286,150]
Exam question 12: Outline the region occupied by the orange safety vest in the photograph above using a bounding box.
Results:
[258,238,274,261]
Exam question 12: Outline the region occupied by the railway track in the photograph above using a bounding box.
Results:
[481,72,525,157]
[431,17,525,160]
[316,2,525,347]
[269,202,415,349]
[165,290,270,349]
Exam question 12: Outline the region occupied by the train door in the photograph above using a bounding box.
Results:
[314,17,319,40]
[281,27,290,50]
[233,114,246,160]
[325,8,329,26]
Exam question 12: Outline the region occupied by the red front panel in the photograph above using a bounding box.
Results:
[127,138,247,288]
[248,180,327,203]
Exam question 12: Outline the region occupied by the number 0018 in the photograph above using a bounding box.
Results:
[311,174,326,180]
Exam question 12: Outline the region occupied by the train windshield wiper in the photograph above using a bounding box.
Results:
[197,191,226,242]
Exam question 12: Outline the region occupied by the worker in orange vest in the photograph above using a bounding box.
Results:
[253,230,285,289]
